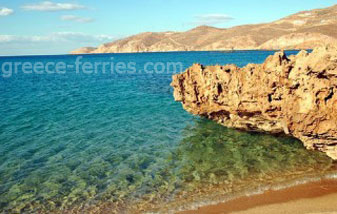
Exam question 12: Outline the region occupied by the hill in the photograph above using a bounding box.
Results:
[72,4,337,54]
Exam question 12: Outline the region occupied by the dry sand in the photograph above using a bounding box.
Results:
[179,179,337,214]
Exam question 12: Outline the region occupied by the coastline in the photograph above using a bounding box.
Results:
[0,49,302,58]
[69,48,307,55]
[179,177,337,214]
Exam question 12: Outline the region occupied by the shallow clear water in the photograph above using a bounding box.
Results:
[0,51,333,213]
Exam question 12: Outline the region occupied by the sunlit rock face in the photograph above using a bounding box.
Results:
[171,46,337,159]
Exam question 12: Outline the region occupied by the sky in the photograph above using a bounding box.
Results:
[0,0,336,56]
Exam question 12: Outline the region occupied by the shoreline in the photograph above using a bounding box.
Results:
[0,49,304,58]
[69,49,305,56]
[178,177,337,214]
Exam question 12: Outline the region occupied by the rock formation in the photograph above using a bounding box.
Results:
[171,46,337,159]
[72,4,337,54]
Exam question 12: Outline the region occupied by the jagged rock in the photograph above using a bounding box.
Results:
[171,46,337,159]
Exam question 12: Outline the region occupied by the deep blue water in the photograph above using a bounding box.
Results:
[0,51,333,213]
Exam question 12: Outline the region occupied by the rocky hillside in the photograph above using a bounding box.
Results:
[72,4,337,54]
[171,45,337,159]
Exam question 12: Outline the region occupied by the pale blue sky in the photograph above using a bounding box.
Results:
[0,0,336,55]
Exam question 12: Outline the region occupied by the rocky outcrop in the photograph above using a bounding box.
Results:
[171,46,337,159]
[72,5,337,54]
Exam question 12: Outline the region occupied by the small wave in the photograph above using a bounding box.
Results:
[161,171,337,214]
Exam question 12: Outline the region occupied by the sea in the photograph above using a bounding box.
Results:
[0,50,335,214]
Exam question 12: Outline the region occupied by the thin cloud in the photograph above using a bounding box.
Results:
[61,15,94,23]
[0,32,114,43]
[0,7,14,16]
[0,32,115,55]
[193,14,234,25]
[22,1,86,11]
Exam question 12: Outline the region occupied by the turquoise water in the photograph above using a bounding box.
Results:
[0,51,334,213]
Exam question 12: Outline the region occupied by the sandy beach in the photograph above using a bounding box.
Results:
[180,179,337,214]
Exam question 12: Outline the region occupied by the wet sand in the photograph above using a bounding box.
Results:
[179,179,337,214]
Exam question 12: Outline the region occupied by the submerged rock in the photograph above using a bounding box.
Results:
[171,46,337,159]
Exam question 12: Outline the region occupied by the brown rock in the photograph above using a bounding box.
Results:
[171,46,337,159]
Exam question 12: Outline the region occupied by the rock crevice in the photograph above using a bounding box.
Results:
[171,46,337,159]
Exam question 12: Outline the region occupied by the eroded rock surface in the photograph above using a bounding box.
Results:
[171,46,337,159]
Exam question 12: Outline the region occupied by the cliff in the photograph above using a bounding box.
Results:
[171,46,337,159]
[72,4,337,54]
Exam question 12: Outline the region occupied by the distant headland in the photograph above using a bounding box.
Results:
[72,4,337,54]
